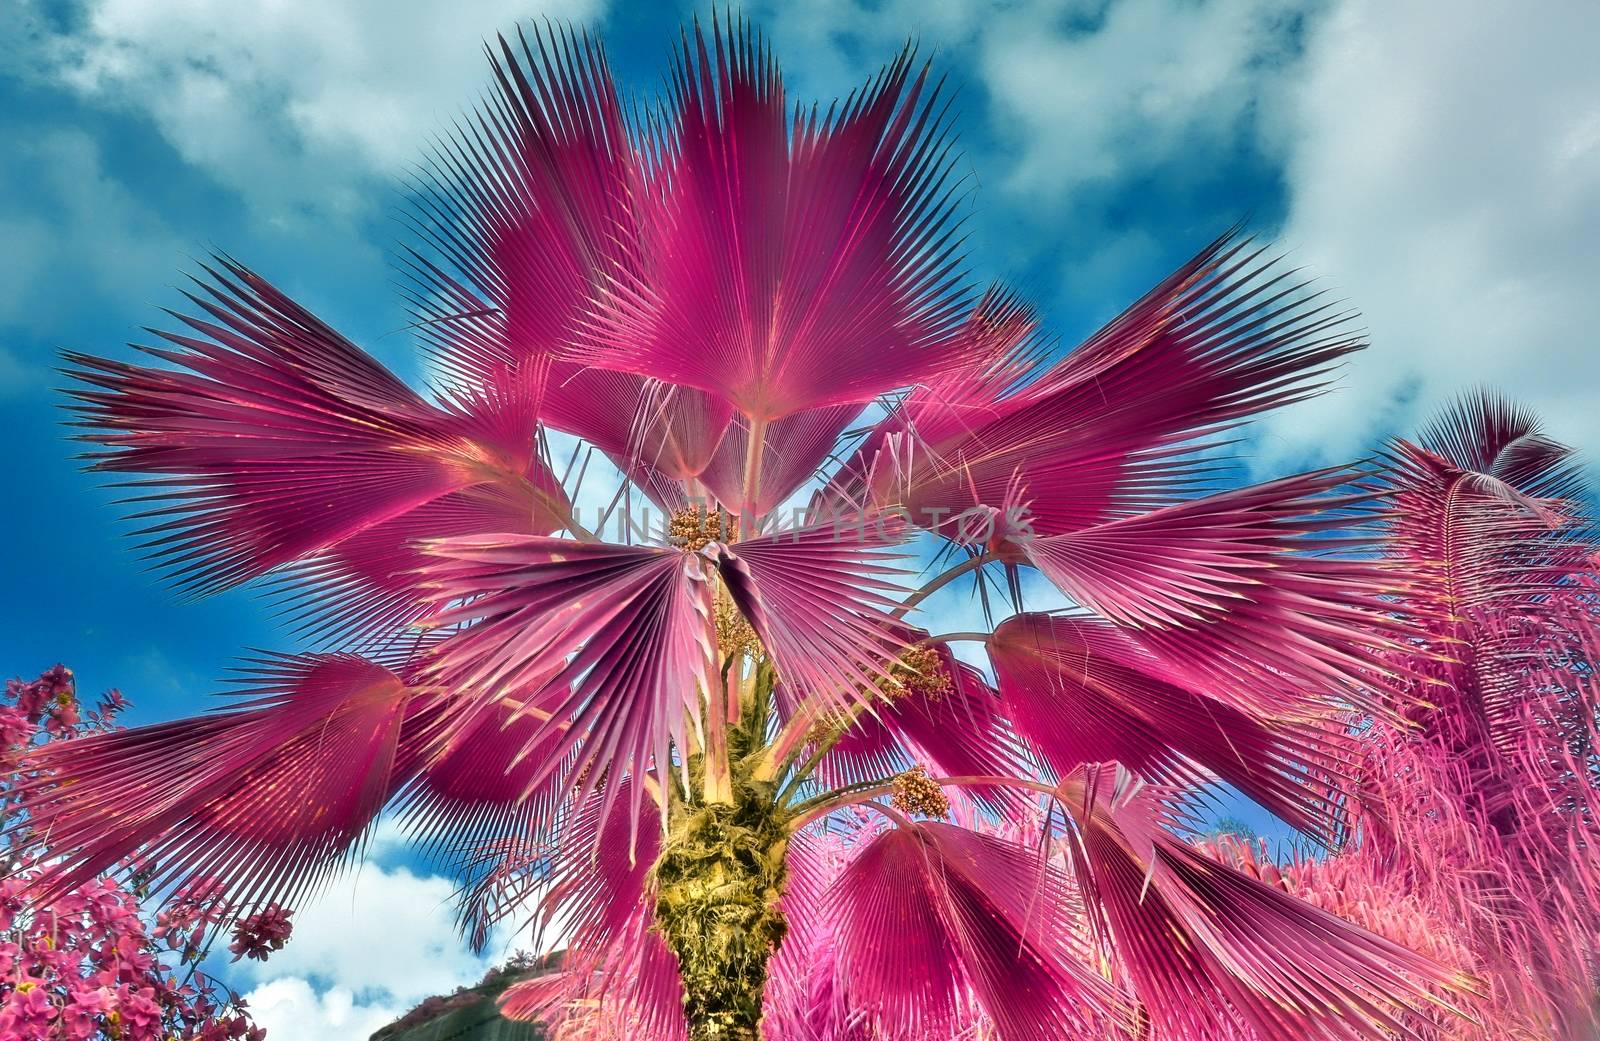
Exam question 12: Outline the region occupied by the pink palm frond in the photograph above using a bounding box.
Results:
[853,232,1363,535]
[1021,465,1415,719]
[501,783,688,1041]
[502,915,687,1041]
[1355,391,1600,1039]
[801,624,1031,804]
[572,15,970,422]
[14,654,413,911]
[708,519,913,714]
[818,285,1045,518]
[452,835,552,954]
[391,693,580,925]
[403,24,734,483]
[269,463,568,647]
[1057,764,1478,1041]
[502,929,687,1041]
[763,859,861,1041]
[403,23,637,400]
[63,258,570,600]
[1386,397,1588,617]
[1416,392,1586,502]
[827,817,1119,1041]
[398,696,567,831]
[420,535,717,830]
[989,613,1354,841]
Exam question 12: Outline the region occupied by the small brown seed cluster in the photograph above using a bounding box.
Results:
[715,597,760,659]
[877,645,954,702]
[891,764,950,819]
[808,707,854,745]
[667,505,728,552]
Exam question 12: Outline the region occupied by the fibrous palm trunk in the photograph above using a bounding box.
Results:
[653,666,791,1041]
[655,798,789,1040]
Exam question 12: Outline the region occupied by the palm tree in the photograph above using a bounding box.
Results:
[1350,396,1600,1039]
[20,17,1482,1041]
[1167,397,1600,1041]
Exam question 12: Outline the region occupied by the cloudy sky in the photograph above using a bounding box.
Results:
[3,0,1598,1036]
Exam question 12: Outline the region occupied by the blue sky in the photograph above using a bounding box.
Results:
[2,0,1598,1035]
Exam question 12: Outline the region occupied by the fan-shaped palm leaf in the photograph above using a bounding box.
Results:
[571,16,969,422]
[708,519,912,713]
[989,612,1354,841]
[1057,764,1476,1041]
[847,232,1363,536]
[1020,466,1415,719]
[63,258,571,600]
[827,816,1119,1041]
[15,654,413,911]
[420,535,718,833]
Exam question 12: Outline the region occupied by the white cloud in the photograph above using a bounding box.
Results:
[755,0,1318,313]
[200,802,558,1039]
[1259,0,1600,465]
[230,862,512,1008]
[971,0,1306,208]
[242,977,400,1041]
[27,0,606,222]
[755,0,1309,203]
[227,859,537,1038]
[0,129,184,341]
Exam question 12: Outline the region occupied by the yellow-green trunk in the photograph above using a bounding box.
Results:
[654,788,789,1040]
[656,662,788,1041]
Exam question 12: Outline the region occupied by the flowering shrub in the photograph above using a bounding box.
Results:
[1,667,270,1040]
[227,908,293,964]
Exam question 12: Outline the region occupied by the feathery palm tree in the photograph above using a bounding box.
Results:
[1350,396,1600,1039]
[1150,397,1600,1041]
[18,17,1491,1041]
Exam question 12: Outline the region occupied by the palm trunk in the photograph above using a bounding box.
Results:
[654,788,789,1040]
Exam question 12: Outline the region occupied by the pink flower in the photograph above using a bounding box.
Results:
[61,986,113,1040]
[45,698,82,736]
[119,986,163,1032]
[0,705,30,750]
[228,905,293,962]
[1,983,57,1034]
